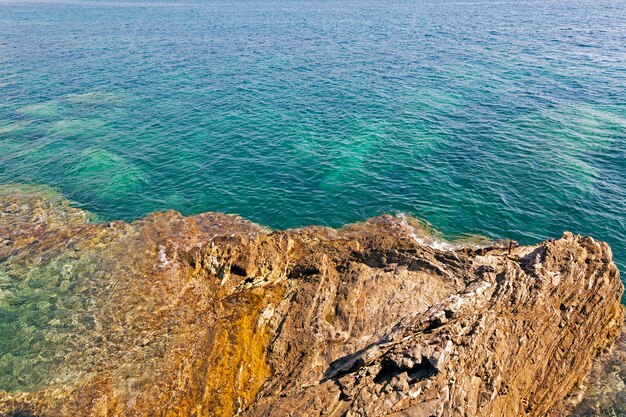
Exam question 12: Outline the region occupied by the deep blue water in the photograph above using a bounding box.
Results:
[0,0,625,279]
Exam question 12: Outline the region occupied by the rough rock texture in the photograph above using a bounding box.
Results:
[567,327,626,416]
[0,185,623,417]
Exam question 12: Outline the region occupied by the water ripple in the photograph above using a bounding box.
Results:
[0,0,624,286]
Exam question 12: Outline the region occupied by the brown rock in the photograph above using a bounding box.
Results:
[0,186,622,417]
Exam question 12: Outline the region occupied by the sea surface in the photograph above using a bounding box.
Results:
[1,0,626,412]
[0,0,625,274]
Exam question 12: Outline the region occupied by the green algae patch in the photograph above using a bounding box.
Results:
[15,102,62,118]
[507,103,626,194]
[0,183,98,224]
[0,264,75,391]
[0,182,65,199]
[0,186,131,394]
[0,120,32,135]
[69,149,147,199]
[0,237,107,392]
[47,118,108,138]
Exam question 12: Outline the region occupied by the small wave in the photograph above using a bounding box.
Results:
[396,213,457,250]
[396,213,490,251]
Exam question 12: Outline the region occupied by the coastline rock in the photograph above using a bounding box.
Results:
[0,186,623,416]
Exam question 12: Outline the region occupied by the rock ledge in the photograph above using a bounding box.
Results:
[0,187,622,417]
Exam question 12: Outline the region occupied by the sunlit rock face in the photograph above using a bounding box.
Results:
[0,185,623,417]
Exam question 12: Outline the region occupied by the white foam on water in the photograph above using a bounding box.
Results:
[396,213,458,251]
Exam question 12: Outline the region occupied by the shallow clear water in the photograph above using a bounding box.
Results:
[0,0,625,284]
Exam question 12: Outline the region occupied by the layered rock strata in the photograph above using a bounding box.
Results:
[0,186,622,417]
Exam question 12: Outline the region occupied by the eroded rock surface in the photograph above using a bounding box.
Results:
[0,185,623,417]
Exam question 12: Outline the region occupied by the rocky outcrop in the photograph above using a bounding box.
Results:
[0,185,623,417]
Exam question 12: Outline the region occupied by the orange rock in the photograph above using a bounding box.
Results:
[0,186,622,416]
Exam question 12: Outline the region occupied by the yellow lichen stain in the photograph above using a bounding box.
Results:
[325,310,335,325]
[198,288,279,417]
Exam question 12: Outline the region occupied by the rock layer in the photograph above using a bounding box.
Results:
[0,186,623,417]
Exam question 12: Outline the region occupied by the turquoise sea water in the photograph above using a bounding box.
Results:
[0,0,625,278]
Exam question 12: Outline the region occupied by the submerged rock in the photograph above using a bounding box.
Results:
[0,186,622,416]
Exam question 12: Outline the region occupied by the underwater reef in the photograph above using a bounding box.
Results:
[0,185,623,416]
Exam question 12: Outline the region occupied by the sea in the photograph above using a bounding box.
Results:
[0,0,625,277]
[1,0,626,413]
